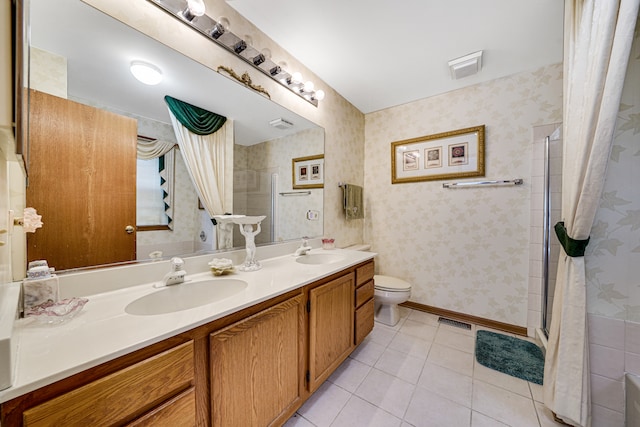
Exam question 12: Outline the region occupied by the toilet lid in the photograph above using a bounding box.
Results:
[374,275,411,291]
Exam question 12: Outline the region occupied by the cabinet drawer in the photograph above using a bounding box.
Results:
[355,298,374,345]
[23,341,194,427]
[355,280,374,308]
[127,387,196,426]
[356,262,374,287]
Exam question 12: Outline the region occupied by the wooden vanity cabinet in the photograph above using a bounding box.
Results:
[354,261,375,345]
[1,260,376,426]
[209,294,304,427]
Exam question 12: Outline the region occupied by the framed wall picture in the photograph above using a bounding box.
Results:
[391,125,485,184]
[292,154,324,189]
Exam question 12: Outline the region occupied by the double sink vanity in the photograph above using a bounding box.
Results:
[0,241,376,426]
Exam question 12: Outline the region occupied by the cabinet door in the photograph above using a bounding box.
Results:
[308,273,355,392]
[210,294,304,427]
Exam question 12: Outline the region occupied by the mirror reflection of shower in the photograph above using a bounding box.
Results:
[233,170,277,246]
[542,127,563,337]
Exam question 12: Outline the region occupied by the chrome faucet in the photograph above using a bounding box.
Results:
[294,237,312,256]
[162,257,186,286]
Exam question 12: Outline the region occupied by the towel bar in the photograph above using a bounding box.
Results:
[279,191,311,196]
[442,178,523,188]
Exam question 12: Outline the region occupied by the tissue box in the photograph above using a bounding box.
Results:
[23,275,59,313]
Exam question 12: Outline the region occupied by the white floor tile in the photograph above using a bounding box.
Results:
[369,323,398,347]
[283,413,317,427]
[374,347,427,384]
[355,368,416,418]
[435,327,476,353]
[418,361,473,408]
[407,310,440,326]
[470,411,509,427]
[285,309,551,427]
[330,395,402,427]
[438,321,476,337]
[427,343,474,377]
[399,319,438,342]
[529,382,544,403]
[298,381,351,427]
[472,360,531,398]
[404,386,471,427]
[388,332,432,358]
[350,338,387,366]
[328,357,372,393]
[471,380,539,427]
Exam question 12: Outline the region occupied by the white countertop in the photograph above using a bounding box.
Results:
[0,248,374,403]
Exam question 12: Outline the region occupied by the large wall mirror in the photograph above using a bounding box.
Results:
[22,0,324,274]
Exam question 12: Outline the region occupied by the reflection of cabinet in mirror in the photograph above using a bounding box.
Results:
[26,90,137,271]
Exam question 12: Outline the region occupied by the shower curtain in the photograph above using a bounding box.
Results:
[543,1,639,426]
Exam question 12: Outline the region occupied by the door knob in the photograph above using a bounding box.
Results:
[125,225,135,234]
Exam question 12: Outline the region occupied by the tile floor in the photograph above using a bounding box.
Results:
[285,308,566,427]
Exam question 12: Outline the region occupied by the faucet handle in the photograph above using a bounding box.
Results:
[171,257,184,271]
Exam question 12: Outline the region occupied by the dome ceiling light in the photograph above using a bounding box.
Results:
[130,61,163,85]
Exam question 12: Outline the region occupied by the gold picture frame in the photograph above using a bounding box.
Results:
[292,154,324,189]
[391,125,485,184]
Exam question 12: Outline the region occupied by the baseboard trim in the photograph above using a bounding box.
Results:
[400,301,527,336]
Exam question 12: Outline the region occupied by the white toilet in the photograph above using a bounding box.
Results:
[347,244,412,326]
[372,275,412,326]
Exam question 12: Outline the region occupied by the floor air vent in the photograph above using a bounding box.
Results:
[438,317,472,330]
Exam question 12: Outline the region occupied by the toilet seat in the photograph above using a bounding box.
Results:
[374,275,411,292]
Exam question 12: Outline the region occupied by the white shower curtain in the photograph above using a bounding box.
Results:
[168,110,233,248]
[543,1,639,426]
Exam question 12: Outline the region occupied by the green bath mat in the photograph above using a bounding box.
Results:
[475,330,544,385]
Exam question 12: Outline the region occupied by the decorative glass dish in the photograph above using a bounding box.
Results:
[25,297,88,325]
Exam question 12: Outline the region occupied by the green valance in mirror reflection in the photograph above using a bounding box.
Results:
[164,95,227,135]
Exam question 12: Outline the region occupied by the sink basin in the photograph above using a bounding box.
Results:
[125,279,248,316]
[295,253,345,265]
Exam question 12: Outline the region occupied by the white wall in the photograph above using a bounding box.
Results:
[364,64,563,328]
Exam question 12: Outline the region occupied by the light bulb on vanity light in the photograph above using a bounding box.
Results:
[130,61,163,85]
[182,0,205,21]
[303,81,314,92]
[291,72,303,85]
[314,90,325,101]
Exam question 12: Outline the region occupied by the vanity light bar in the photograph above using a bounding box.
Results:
[147,0,323,106]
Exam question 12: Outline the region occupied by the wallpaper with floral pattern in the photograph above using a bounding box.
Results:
[364,64,563,326]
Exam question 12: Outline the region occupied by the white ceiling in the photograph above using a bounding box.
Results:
[227,0,565,113]
[29,0,319,145]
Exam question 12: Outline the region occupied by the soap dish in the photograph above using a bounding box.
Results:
[25,297,88,325]
[210,266,236,276]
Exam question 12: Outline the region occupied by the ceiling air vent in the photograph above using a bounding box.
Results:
[269,118,294,130]
[448,51,483,80]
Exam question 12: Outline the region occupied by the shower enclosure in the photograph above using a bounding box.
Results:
[541,128,563,337]
[232,169,278,246]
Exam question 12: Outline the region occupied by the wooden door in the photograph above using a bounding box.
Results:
[308,273,355,392]
[210,294,304,427]
[26,90,137,271]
